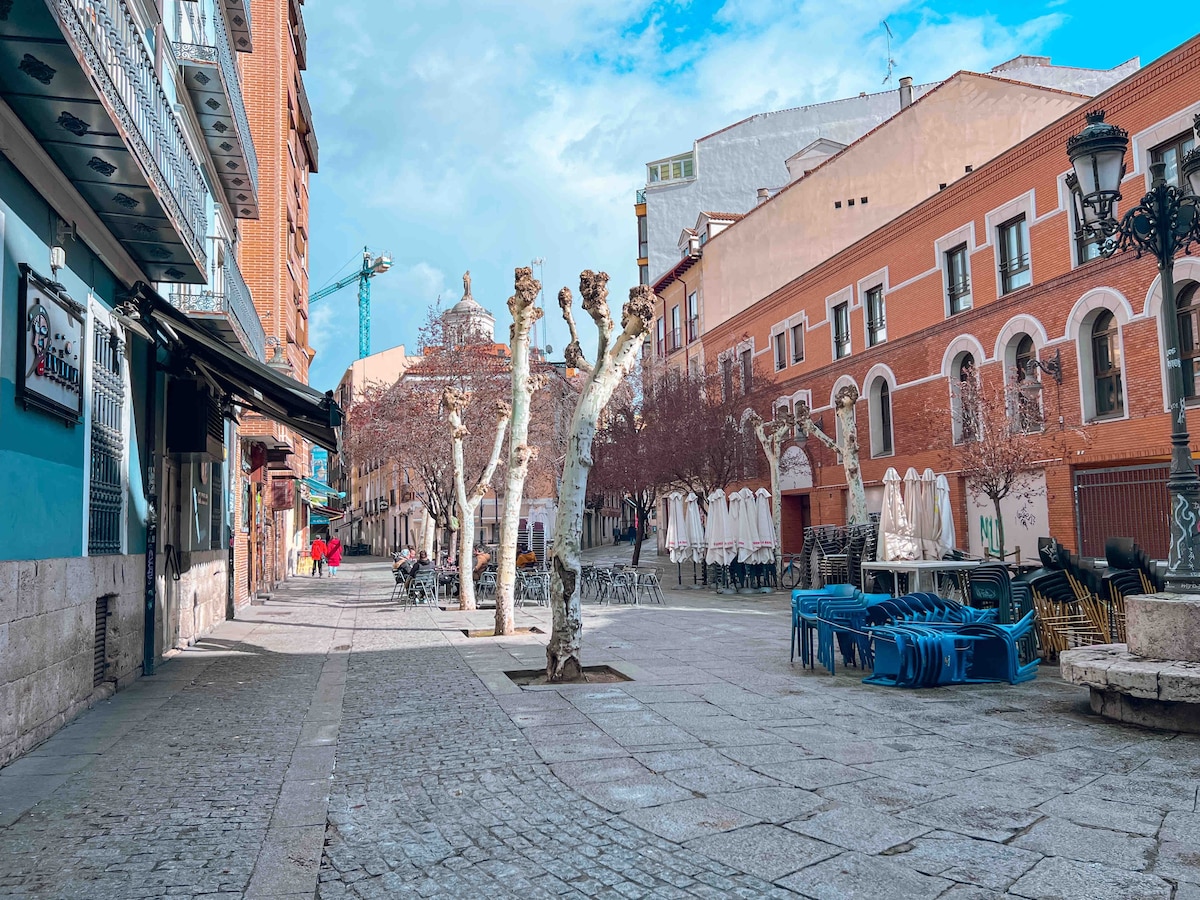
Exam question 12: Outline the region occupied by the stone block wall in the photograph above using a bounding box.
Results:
[160,549,229,651]
[0,555,145,767]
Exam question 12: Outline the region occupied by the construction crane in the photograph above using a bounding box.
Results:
[310,247,392,359]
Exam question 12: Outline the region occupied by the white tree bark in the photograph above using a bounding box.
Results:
[547,275,655,681]
[797,386,868,525]
[496,268,544,635]
[443,387,511,611]
[751,412,793,577]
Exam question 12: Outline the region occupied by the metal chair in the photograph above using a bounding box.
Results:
[636,568,665,604]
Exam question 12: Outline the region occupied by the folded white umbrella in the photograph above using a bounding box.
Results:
[935,474,956,558]
[684,492,706,563]
[919,468,939,559]
[734,487,761,563]
[880,467,914,561]
[704,490,734,566]
[665,491,683,562]
[753,488,776,564]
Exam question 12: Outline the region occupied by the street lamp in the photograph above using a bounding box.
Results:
[1067,110,1200,590]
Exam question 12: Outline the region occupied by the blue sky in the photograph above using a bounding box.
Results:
[302,1,1197,392]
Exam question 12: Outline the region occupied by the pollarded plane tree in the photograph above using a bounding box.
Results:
[442,387,511,610]
[495,267,545,636]
[795,385,868,525]
[546,273,655,681]
[749,410,796,574]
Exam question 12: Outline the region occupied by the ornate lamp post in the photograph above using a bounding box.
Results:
[1067,111,1200,590]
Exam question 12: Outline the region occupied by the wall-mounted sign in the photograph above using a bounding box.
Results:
[16,264,85,424]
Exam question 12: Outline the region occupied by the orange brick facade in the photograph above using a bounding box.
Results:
[233,0,318,603]
[692,38,1200,560]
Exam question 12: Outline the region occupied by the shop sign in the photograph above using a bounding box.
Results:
[16,265,85,423]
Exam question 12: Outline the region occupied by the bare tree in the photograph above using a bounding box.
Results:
[443,388,511,610]
[547,274,654,681]
[795,385,868,525]
[495,268,544,636]
[749,411,795,570]
[950,373,1045,560]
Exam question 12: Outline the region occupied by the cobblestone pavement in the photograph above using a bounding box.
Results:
[2,559,1199,899]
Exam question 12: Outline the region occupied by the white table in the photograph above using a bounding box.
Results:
[860,559,985,596]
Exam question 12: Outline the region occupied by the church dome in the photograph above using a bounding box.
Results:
[443,270,495,344]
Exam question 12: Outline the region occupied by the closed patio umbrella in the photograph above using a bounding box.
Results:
[880,467,914,561]
[704,490,734,566]
[935,474,956,557]
[734,487,761,563]
[919,468,939,559]
[684,493,706,563]
[753,488,776,564]
[665,491,685,562]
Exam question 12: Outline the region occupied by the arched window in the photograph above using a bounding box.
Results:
[953,353,979,443]
[1091,311,1123,417]
[869,377,893,456]
[1013,335,1042,432]
[1178,282,1200,400]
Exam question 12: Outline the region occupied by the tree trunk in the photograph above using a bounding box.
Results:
[835,394,867,525]
[547,276,654,681]
[752,415,789,581]
[496,268,543,635]
[993,496,1006,561]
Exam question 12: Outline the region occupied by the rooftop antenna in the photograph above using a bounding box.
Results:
[881,20,897,84]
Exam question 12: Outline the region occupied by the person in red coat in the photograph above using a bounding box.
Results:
[326,537,343,576]
[310,537,327,577]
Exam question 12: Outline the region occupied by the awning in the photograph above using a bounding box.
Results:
[302,476,341,501]
[310,505,344,525]
[137,284,341,450]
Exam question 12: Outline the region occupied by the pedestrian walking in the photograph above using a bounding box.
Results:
[326,537,343,576]
[310,537,327,577]
[613,526,621,545]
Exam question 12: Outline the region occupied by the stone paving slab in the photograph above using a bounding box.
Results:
[5,557,1200,899]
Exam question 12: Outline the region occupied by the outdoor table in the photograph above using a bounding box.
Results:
[860,559,985,596]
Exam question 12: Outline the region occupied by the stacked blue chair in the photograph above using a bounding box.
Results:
[791,584,856,664]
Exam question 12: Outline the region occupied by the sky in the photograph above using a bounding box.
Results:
[301,0,1198,392]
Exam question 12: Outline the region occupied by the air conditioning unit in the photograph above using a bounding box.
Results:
[378,499,389,511]
[166,379,223,459]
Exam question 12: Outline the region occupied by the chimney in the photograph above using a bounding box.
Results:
[899,76,914,110]
[756,188,770,206]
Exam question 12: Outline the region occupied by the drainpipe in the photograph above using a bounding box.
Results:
[138,284,158,676]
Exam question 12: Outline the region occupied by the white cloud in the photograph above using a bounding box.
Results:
[302,0,1077,388]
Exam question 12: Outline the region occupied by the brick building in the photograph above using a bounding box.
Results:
[234,0,320,603]
[689,37,1200,562]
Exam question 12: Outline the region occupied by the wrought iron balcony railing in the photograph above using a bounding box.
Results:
[174,5,259,195]
[172,238,265,361]
[52,0,208,267]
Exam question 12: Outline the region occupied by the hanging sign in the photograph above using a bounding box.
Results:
[16,264,85,424]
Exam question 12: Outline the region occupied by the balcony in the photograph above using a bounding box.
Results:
[222,0,253,52]
[175,9,260,218]
[172,238,266,361]
[0,0,210,281]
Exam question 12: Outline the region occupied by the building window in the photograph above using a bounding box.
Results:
[89,320,126,555]
[639,264,648,286]
[773,332,786,370]
[655,317,664,357]
[1012,334,1042,432]
[791,322,805,363]
[1179,283,1200,400]
[687,292,698,342]
[669,305,681,352]
[865,286,886,346]
[945,243,971,314]
[870,377,893,456]
[721,355,734,401]
[954,353,979,444]
[740,348,753,393]
[637,215,648,260]
[833,302,850,359]
[647,153,695,184]
[1152,131,1197,188]
[1091,311,1124,418]
[998,215,1031,294]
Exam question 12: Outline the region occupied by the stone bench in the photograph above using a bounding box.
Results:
[1060,643,1200,733]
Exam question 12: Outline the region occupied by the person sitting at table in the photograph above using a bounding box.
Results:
[473,546,492,583]
[516,544,538,569]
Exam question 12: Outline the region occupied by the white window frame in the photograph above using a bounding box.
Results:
[1131,102,1200,191]
[936,223,975,318]
[858,267,889,349]
[1068,288,1133,423]
[985,191,1036,299]
[788,314,806,365]
[647,151,697,185]
[791,390,813,440]
[826,286,853,360]
[864,364,897,458]
[769,320,787,371]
